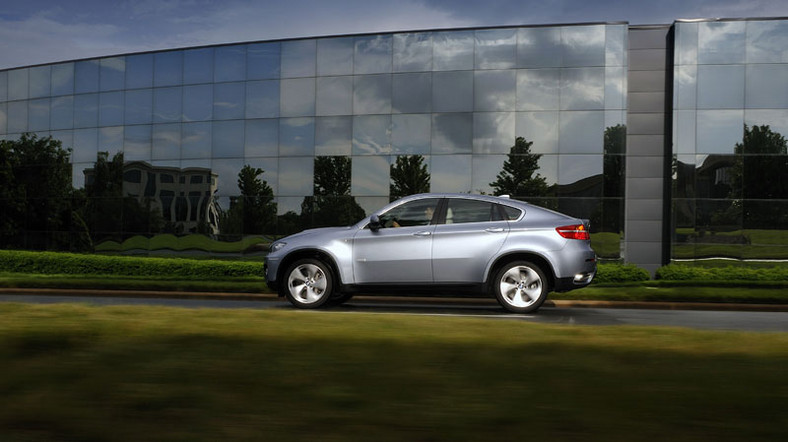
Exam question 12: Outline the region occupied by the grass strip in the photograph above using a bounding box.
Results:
[0,303,786,442]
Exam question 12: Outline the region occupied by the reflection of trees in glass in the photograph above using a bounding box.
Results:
[0,134,77,250]
[390,155,430,200]
[602,124,626,233]
[489,137,549,201]
[220,165,277,235]
[300,156,366,228]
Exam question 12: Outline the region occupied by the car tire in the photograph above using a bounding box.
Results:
[283,258,334,309]
[326,292,354,307]
[492,261,548,314]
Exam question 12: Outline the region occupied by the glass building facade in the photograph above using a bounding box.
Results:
[1,18,786,267]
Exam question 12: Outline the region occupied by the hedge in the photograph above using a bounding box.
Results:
[593,263,650,284]
[656,264,788,282]
[0,250,263,278]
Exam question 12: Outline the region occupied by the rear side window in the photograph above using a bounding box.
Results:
[501,205,522,221]
[445,199,499,224]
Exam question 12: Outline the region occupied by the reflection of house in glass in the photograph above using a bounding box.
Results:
[86,161,220,234]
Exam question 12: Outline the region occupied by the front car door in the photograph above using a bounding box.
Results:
[352,198,440,284]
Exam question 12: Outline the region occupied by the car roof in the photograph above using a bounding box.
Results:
[398,193,531,209]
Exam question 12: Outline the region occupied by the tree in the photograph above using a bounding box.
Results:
[221,165,277,235]
[489,137,549,200]
[302,156,365,228]
[390,155,430,200]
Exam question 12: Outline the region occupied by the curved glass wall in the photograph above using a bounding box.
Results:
[672,19,788,262]
[0,24,627,257]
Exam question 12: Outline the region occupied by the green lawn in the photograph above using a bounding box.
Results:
[0,303,786,441]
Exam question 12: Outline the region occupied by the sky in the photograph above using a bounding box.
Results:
[2,0,788,70]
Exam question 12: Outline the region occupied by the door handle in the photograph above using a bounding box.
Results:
[485,227,505,233]
[413,231,432,237]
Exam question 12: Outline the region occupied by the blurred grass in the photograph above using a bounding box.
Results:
[0,303,786,441]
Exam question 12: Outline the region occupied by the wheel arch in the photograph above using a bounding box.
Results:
[486,252,557,292]
[277,249,342,297]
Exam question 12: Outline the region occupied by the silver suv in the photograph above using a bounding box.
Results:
[265,193,596,313]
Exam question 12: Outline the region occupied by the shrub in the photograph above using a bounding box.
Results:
[656,264,788,282]
[593,263,650,284]
[0,250,263,279]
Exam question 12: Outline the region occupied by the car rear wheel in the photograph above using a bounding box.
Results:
[284,259,333,309]
[492,261,548,313]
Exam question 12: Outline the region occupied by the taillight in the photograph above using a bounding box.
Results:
[556,224,590,240]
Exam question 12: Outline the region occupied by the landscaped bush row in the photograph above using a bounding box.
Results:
[656,264,788,282]
[593,263,651,284]
[0,250,263,278]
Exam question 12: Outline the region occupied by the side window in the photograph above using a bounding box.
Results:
[378,198,439,228]
[501,205,523,221]
[445,199,497,224]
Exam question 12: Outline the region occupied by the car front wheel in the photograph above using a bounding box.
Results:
[284,259,333,309]
[492,261,548,313]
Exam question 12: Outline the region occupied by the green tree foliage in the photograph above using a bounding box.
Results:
[221,165,277,235]
[0,134,74,249]
[489,137,549,201]
[301,156,366,228]
[390,155,431,200]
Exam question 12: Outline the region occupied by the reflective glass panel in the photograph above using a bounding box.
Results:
[152,123,181,160]
[245,157,278,194]
[74,94,99,128]
[212,158,244,196]
[697,65,745,109]
[281,40,316,78]
[315,116,352,156]
[72,128,98,163]
[562,26,606,67]
[28,98,50,132]
[560,67,605,110]
[183,48,214,84]
[124,89,153,125]
[675,110,696,154]
[394,33,432,72]
[244,119,278,157]
[212,120,244,158]
[516,111,559,154]
[100,58,125,91]
[351,156,390,196]
[432,71,473,112]
[698,21,746,64]
[98,126,123,157]
[605,66,626,110]
[745,64,788,109]
[0,103,6,134]
[213,82,246,120]
[280,78,316,117]
[51,63,74,96]
[278,157,313,196]
[675,65,697,110]
[279,117,315,156]
[471,154,505,195]
[696,110,743,154]
[559,111,604,154]
[154,87,183,123]
[473,112,515,154]
[605,25,627,67]
[0,71,7,102]
[431,113,472,154]
[182,85,213,122]
[247,42,280,80]
[392,73,431,113]
[475,29,516,69]
[50,96,74,130]
[182,122,212,159]
[352,115,391,155]
[431,155,471,192]
[7,101,27,133]
[29,66,51,98]
[9,69,29,101]
[433,31,474,71]
[747,20,788,63]
[354,35,392,74]
[675,22,699,66]
[517,27,562,68]
[516,69,560,111]
[214,46,246,82]
[558,155,603,192]
[75,60,99,94]
[353,75,391,114]
[99,92,123,126]
[124,125,152,161]
[745,109,788,136]
[392,114,430,154]
[475,70,516,111]
[246,80,279,119]
[316,76,352,116]
[317,37,354,76]
[125,54,153,89]
[154,52,183,87]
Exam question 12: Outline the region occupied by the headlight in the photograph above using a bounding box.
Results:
[269,242,287,253]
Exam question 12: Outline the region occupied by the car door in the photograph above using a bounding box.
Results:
[352,198,440,284]
[432,198,510,283]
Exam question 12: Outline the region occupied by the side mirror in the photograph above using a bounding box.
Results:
[369,214,381,231]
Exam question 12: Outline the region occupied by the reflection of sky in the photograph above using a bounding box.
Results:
[351,156,390,196]
[352,115,391,155]
[123,125,151,161]
[99,126,123,156]
[558,155,602,185]
[747,20,788,63]
[354,35,392,74]
[697,21,746,64]
[394,33,432,72]
[473,112,514,154]
[475,70,515,111]
[278,157,313,196]
[317,38,354,76]
[315,116,352,156]
[433,31,474,71]
[696,110,743,154]
[281,40,316,78]
[471,155,504,194]
[475,29,516,69]
[280,78,315,117]
[392,114,430,154]
[279,117,315,156]
[316,76,352,116]
[353,75,391,114]
[356,196,390,217]
[431,155,471,192]
[276,196,303,216]
[181,122,212,159]
[560,68,604,110]
[746,109,788,135]
[211,158,244,196]
[73,128,98,163]
[245,157,279,195]
[152,124,181,160]
[517,111,558,154]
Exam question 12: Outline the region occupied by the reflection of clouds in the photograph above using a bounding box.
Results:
[747,20,788,63]
[517,111,559,154]
[433,31,474,70]
[353,75,391,114]
[123,125,151,161]
[473,112,514,154]
[316,76,352,116]
[431,155,471,193]
[432,113,472,153]
[394,33,432,71]
[745,109,788,135]
[561,68,604,110]
[245,80,279,119]
[562,26,605,66]
[315,116,352,156]
[245,119,278,157]
[281,40,316,78]
[73,128,98,163]
[152,124,181,160]
[392,114,430,154]
[475,70,515,111]
[181,122,212,159]
[697,65,744,109]
[278,158,313,197]
[352,115,391,155]
[475,29,516,69]
[698,21,746,64]
[605,25,627,66]
[559,111,604,154]
[351,156,389,196]
[675,65,697,109]
[605,67,625,110]
[354,35,392,74]
[279,117,314,156]
[317,38,354,76]
[517,69,559,111]
[696,110,743,154]
[213,83,245,119]
[99,126,124,155]
[675,22,698,65]
[280,78,315,117]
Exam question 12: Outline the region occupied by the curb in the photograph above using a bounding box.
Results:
[2,288,787,312]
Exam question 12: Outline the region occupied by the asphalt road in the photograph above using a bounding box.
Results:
[1,292,787,332]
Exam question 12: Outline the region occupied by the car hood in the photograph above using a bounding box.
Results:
[280,226,355,243]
